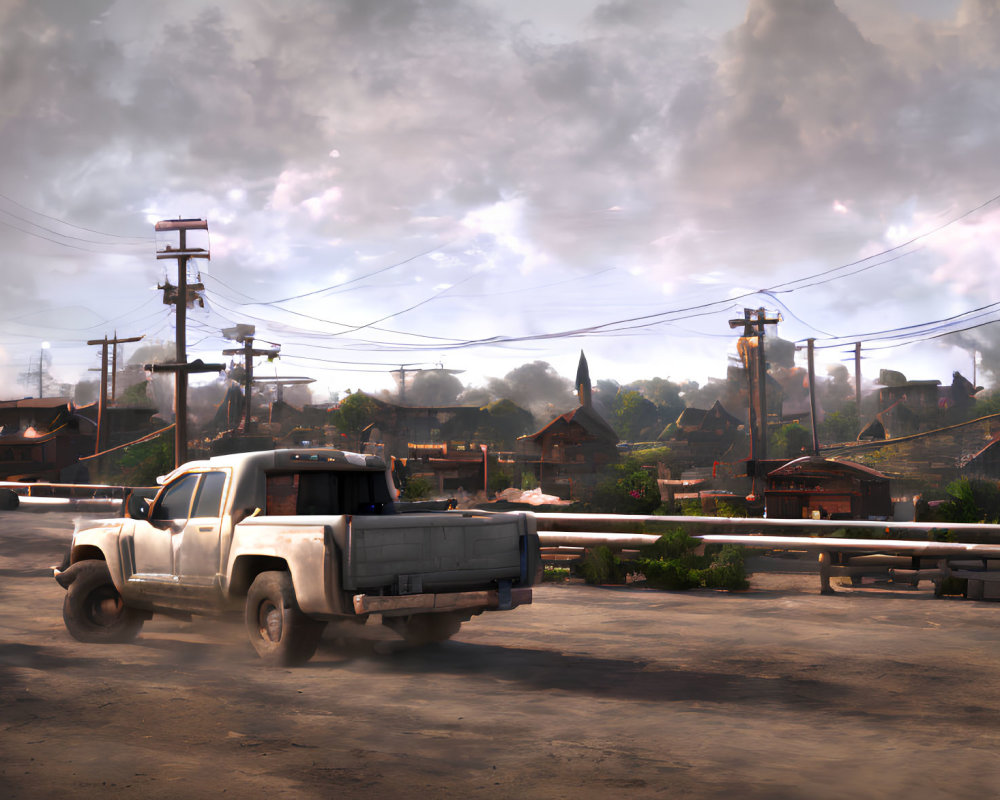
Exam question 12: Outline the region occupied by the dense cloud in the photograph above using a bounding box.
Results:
[1,0,999,399]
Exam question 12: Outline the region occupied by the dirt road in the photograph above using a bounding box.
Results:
[3,510,1000,799]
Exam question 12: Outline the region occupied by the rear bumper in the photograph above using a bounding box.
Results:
[353,586,532,616]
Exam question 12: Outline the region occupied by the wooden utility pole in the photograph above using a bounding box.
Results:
[87,332,143,456]
[854,342,862,416]
[155,218,211,466]
[729,308,780,463]
[806,339,819,455]
[222,329,279,434]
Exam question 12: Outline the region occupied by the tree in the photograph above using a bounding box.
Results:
[118,381,154,408]
[628,377,686,424]
[333,392,380,437]
[818,402,859,444]
[771,423,811,458]
[476,399,534,448]
[610,390,659,441]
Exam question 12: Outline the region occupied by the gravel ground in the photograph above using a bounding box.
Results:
[3,510,1000,799]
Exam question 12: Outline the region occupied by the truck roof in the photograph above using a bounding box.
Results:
[157,448,387,484]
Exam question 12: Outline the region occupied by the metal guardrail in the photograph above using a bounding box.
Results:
[0,481,130,512]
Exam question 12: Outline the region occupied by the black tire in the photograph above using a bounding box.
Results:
[245,571,326,666]
[0,489,19,510]
[384,612,466,645]
[62,560,144,643]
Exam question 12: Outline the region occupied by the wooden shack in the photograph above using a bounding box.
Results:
[765,456,891,520]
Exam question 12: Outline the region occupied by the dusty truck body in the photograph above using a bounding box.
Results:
[54,448,539,664]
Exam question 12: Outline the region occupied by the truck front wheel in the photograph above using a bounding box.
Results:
[62,560,144,643]
[245,571,326,666]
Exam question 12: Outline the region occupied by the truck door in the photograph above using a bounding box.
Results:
[174,470,229,585]
[132,472,201,577]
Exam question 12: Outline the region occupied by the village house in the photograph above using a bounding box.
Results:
[517,352,619,498]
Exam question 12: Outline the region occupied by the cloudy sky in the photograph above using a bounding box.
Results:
[2,0,999,402]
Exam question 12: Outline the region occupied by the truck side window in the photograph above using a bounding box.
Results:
[150,474,200,521]
[192,471,227,518]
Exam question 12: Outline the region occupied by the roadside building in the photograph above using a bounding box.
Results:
[764,456,892,520]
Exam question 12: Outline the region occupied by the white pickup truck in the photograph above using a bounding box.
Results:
[54,448,539,665]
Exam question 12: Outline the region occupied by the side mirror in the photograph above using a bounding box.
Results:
[125,490,150,520]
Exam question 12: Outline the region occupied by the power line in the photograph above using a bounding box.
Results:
[243,239,457,307]
[0,192,151,242]
[769,190,1000,293]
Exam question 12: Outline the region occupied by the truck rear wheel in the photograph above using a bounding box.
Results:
[384,612,466,645]
[62,560,144,643]
[245,571,326,666]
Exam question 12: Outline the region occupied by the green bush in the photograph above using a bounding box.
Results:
[96,434,174,486]
[640,558,700,590]
[932,478,1000,524]
[488,469,512,494]
[771,423,812,458]
[694,545,750,590]
[637,529,748,592]
[680,499,702,516]
[588,458,660,514]
[543,566,570,582]
[578,546,629,585]
[714,500,747,518]
[401,475,433,501]
[521,471,539,490]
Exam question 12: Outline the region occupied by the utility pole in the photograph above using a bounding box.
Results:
[154,218,212,467]
[222,326,279,434]
[806,339,819,455]
[854,342,862,417]
[87,332,143,456]
[729,308,780,462]
[729,308,780,501]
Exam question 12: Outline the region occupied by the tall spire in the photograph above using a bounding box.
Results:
[575,350,592,408]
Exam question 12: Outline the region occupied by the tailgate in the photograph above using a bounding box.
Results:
[343,513,524,593]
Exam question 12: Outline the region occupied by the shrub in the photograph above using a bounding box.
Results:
[694,545,750,590]
[640,558,700,590]
[543,566,570,583]
[636,529,748,592]
[714,500,747,518]
[680,499,702,516]
[588,458,660,514]
[578,546,629,585]
[933,478,1000,524]
[488,469,512,494]
[96,434,174,486]
[401,476,433,501]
